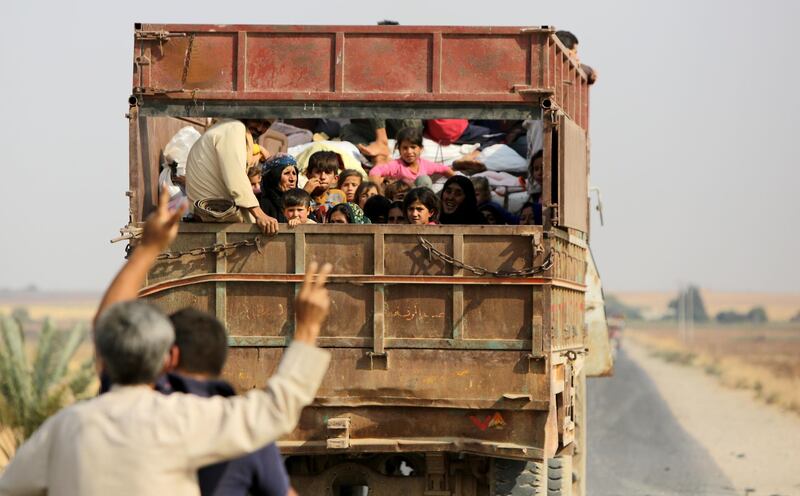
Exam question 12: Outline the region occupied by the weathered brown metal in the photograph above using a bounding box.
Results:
[558,114,589,232]
[132,24,590,130]
[141,223,587,466]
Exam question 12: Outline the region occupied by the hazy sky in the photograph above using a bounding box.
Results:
[1,0,798,293]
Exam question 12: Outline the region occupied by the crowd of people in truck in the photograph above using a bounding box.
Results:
[161,118,546,233]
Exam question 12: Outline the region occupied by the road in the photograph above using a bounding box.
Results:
[586,346,735,496]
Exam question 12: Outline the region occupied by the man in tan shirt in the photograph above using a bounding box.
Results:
[186,119,279,233]
[0,190,330,495]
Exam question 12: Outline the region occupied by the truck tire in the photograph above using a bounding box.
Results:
[493,458,546,496]
[546,457,567,496]
[572,370,587,496]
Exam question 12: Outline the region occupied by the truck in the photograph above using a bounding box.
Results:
[126,23,613,496]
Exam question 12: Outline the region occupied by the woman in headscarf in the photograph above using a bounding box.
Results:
[259,154,299,222]
[326,202,372,224]
[439,175,483,225]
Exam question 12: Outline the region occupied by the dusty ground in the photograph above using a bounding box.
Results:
[630,324,800,416]
[622,338,800,495]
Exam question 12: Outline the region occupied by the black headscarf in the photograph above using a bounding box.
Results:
[439,176,483,225]
[259,154,298,222]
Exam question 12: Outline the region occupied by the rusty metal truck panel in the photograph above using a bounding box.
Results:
[133,24,589,129]
[141,223,586,461]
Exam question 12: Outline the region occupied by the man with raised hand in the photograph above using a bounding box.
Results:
[0,189,332,496]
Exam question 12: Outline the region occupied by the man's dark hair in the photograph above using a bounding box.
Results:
[363,195,392,223]
[378,20,400,25]
[283,188,312,208]
[169,308,228,376]
[555,30,579,50]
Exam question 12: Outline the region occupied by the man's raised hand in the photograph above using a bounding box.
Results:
[293,262,332,345]
[142,188,186,252]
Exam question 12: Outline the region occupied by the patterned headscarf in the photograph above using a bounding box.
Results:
[262,153,297,174]
[327,202,372,224]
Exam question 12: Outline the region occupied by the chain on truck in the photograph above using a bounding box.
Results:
[123,23,613,496]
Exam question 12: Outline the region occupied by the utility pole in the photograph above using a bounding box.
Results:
[687,287,694,344]
[677,284,686,343]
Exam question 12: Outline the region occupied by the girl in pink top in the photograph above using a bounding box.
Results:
[369,127,456,186]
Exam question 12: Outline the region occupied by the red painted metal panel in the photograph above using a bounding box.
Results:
[148,33,237,91]
[343,34,432,93]
[246,33,335,92]
[133,24,591,129]
[440,34,530,94]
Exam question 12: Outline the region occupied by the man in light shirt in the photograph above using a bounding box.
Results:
[0,189,331,496]
[186,119,279,234]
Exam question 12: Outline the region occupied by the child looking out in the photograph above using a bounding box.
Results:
[282,188,317,227]
[368,127,455,186]
[247,166,262,197]
[355,182,380,210]
[304,151,346,222]
[387,201,405,224]
[326,203,372,224]
[383,180,411,202]
[336,169,363,203]
[403,187,440,225]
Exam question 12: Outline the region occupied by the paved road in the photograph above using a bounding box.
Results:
[586,347,736,496]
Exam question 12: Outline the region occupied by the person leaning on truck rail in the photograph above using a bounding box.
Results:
[555,30,598,85]
[186,119,280,234]
[0,189,332,496]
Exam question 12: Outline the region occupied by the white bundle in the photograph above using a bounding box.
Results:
[477,144,528,174]
[163,126,202,176]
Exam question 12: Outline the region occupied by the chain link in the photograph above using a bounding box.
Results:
[418,236,553,277]
[180,34,195,89]
[155,236,264,260]
[153,234,552,277]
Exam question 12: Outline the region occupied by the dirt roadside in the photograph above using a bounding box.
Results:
[625,338,800,495]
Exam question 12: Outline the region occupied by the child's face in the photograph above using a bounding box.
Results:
[387,207,405,224]
[531,156,543,183]
[329,210,349,224]
[442,184,466,214]
[340,175,362,202]
[358,187,378,208]
[279,167,297,191]
[392,188,409,202]
[480,208,498,225]
[519,206,535,225]
[284,205,309,223]
[250,174,262,195]
[475,187,491,205]
[308,169,338,194]
[398,140,422,165]
[406,200,433,225]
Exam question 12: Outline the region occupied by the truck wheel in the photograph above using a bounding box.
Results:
[572,370,587,496]
[546,457,568,496]
[493,458,546,496]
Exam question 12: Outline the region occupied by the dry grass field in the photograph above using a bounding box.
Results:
[0,291,99,325]
[628,322,800,415]
[614,290,800,321]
